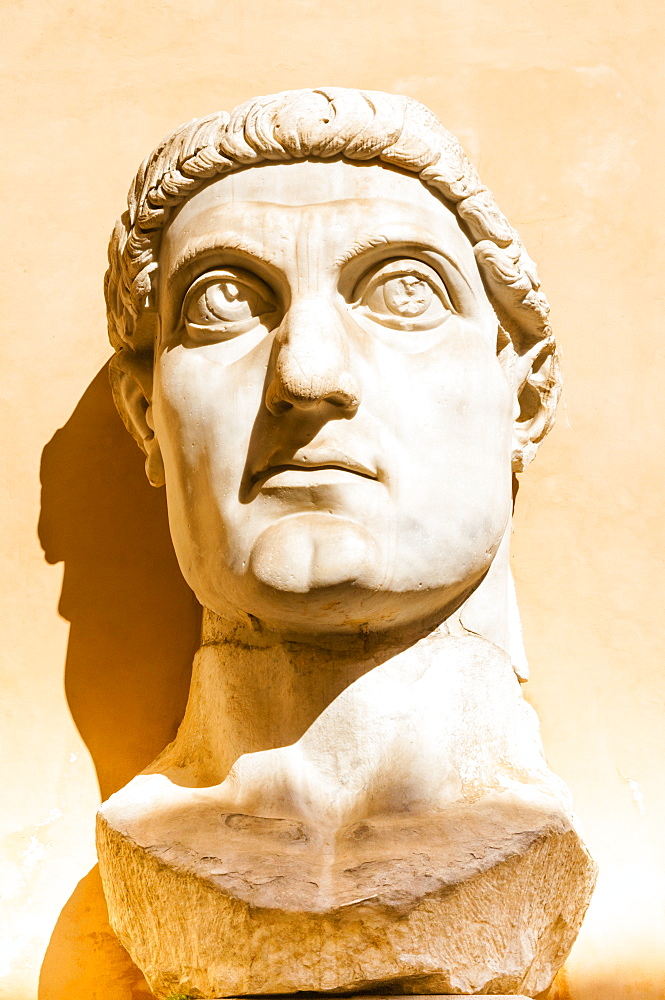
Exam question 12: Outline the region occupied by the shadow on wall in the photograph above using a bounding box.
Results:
[37,363,202,1000]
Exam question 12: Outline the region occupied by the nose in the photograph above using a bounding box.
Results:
[265,296,361,416]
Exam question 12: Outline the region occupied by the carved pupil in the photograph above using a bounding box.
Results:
[205,281,252,320]
[383,276,432,317]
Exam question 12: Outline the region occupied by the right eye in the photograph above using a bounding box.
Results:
[353,258,453,333]
[182,268,276,341]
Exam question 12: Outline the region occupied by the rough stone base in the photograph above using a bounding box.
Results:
[98,793,596,999]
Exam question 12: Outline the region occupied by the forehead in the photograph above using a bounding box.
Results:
[162,159,474,275]
[182,158,454,204]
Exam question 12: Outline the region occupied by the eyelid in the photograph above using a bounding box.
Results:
[182,267,275,313]
[352,257,455,313]
[180,267,278,345]
[168,251,287,323]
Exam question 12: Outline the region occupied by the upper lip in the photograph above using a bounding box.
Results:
[251,449,378,484]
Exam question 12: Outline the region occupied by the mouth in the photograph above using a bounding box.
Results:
[251,454,379,487]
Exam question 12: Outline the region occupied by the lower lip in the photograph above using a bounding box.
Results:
[258,468,375,488]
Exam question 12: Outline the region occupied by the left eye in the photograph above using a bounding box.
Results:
[182,269,276,341]
[356,259,452,331]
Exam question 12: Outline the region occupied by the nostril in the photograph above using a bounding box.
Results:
[265,387,293,416]
[265,364,361,416]
[271,399,293,416]
[326,390,359,411]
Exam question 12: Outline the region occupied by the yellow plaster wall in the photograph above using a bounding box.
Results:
[1,1,663,998]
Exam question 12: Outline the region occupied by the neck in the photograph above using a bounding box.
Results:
[149,522,526,787]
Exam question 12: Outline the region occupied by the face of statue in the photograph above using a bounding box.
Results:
[153,159,515,633]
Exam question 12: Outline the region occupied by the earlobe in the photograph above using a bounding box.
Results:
[144,429,166,488]
[511,377,551,472]
[109,349,165,488]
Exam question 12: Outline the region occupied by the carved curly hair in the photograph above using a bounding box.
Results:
[105,87,560,469]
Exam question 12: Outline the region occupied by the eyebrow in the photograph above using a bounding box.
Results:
[333,232,474,289]
[333,235,393,267]
[166,233,281,283]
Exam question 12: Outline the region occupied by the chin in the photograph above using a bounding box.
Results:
[207,569,476,640]
[246,510,378,591]
[183,512,496,638]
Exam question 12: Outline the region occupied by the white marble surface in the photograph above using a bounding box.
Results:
[98,88,595,999]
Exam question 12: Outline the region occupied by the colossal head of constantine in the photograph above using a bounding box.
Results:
[106,88,560,637]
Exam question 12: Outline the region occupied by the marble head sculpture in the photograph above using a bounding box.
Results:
[98,88,596,999]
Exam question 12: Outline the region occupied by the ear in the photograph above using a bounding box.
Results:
[109,349,165,487]
[474,240,562,472]
[498,330,562,473]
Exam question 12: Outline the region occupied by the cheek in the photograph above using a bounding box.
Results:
[427,355,513,501]
[372,334,514,465]
[371,340,513,567]
[151,349,268,600]
[152,347,266,480]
